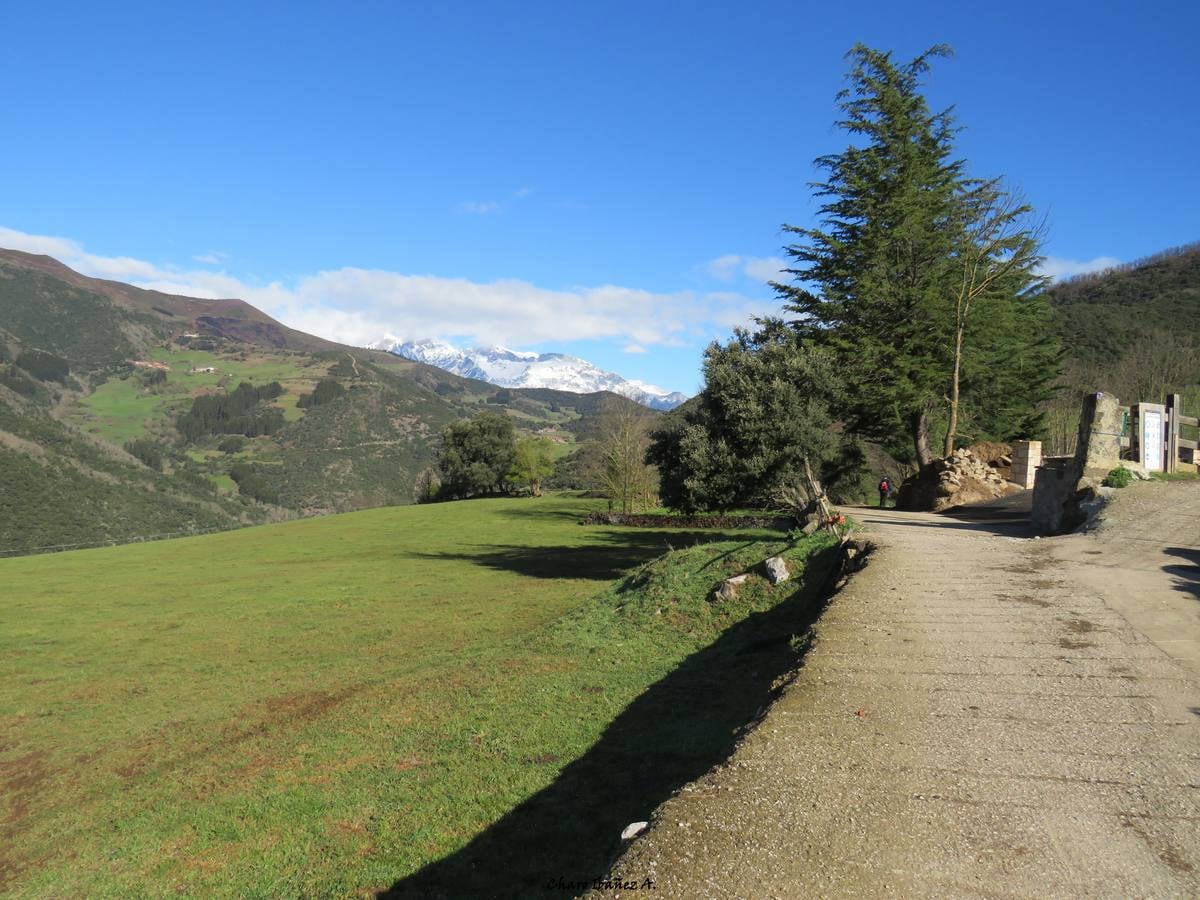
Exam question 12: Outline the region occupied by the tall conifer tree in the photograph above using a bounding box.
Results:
[776,44,962,468]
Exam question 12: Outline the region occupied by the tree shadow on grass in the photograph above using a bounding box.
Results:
[1163,547,1200,599]
[378,544,841,899]
[407,531,771,582]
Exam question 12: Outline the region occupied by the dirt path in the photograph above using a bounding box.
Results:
[603,487,1200,898]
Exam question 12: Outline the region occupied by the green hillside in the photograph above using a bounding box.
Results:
[1039,241,1200,453]
[1046,241,1200,369]
[0,494,833,897]
[0,249,649,553]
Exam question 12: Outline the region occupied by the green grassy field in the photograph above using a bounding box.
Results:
[0,494,835,897]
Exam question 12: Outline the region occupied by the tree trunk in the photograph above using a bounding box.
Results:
[944,326,964,457]
[911,410,934,470]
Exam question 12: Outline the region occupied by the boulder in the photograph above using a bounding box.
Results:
[764,555,790,585]
[711,579,739,602]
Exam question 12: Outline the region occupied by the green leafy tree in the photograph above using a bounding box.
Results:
[436,412,517,499]
[649,324,843,512]
[510,437,556,496]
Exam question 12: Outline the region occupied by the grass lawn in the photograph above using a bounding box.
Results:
[0,495,835,897]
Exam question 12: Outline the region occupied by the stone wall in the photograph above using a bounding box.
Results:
[1031,392,1122,535]
[1011,441,1042,490]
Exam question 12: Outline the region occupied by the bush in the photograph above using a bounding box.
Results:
[1103,466,1133,488]
[217,435,247,453]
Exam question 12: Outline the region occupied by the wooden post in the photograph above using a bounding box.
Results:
[801,457,838,537]
[1167,394,1182,474]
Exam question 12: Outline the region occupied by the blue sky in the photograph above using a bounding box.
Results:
[2,1,1197,394]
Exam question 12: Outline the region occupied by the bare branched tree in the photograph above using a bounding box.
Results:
[596,399,658,514]
[944,180,1046,455]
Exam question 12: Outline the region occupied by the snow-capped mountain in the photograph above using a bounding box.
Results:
[369,337,688,410]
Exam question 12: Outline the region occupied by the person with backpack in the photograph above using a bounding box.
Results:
[878,476,891,508]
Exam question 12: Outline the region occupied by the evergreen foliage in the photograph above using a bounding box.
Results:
[229,462,281,504]
[436,412,517,499]
[297,378,347,408]
[0,365,45,399]
[648,325,843,512]
[16,349,70,382]
[774,44,1059,466]
[123,438,164,471]
[176,381,285,440]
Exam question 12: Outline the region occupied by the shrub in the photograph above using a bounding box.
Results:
[1103,466,1133,488]
[217,435,247,453]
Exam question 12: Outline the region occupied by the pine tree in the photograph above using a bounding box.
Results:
[776,44,962,469]
[775,44,1060,466]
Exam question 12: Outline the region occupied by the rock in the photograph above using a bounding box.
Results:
[712,580,739,602]
[727,574,750,585]
[764,555,790,585]
[621,821,649,841]
[799,514,821,535]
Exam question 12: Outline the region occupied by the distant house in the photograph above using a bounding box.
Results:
[190,366,217,374]
[131,360,170,372]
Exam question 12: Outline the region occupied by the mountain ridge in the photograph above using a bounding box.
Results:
[372,337,688,410]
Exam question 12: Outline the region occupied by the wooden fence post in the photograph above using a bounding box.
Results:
[1167,394,1182,474]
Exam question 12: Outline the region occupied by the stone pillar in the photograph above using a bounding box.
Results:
[1011,440,1042,489]
[1075,392,1123,477]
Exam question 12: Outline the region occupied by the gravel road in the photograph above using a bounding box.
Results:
[601,484,1200,898]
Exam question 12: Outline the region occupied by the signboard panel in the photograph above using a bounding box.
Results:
[1142,409,1164,471]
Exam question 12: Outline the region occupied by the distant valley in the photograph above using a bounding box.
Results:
[0,248,650,555]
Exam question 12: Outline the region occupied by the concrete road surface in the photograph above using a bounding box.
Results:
[602,483,1200,898]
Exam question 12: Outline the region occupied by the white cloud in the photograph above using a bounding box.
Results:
[704,254,742,281]
[703,254,788,284]
[512,186,534,199]
[193,251,228,265]
[0,225,776,352]
[458,200,501,215]
[1037,255,1120,282]
[740,256,788,282]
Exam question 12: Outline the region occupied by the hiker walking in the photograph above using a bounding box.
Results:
[878,476,891,508]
